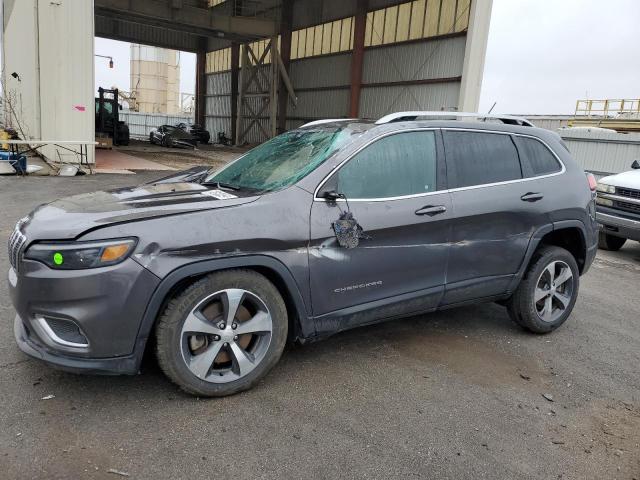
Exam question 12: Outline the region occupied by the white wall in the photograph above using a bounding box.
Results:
[2,0,95,164]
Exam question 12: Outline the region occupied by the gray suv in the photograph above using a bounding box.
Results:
[8,112,598,397]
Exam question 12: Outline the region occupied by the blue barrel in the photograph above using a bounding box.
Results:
[0,151,27,174]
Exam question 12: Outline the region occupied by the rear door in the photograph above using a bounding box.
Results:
[442,129,551,304]
[309,129,452,332]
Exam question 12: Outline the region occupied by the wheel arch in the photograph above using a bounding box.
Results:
[131,256,313,370]
[509,220,588,293]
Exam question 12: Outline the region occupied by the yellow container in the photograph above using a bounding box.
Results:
[0,130,9,151]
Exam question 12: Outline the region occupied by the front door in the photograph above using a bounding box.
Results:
[308,130,452,334]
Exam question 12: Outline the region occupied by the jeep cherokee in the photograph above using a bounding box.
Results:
[8,112,599,397]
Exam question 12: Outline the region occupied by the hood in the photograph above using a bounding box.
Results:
[20,181,258,240]
[600,169,640,190]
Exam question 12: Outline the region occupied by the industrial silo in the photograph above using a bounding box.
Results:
[130,44,180,114]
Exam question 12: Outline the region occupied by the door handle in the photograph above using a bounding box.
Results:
[415,205,447,216]
[521,192,544,202]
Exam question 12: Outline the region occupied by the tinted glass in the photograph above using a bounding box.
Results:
[336,131,437,199]
[205,128,351,192]
[514,136,562,177]
[443,131,522,188]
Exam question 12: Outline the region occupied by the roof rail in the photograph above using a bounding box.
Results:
[300,118,357,128]
[375,111,535,127]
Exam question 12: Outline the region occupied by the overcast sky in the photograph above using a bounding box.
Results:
[94,0,639,115]
[479,0,640,114]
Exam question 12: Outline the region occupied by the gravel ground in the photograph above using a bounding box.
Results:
[0,173,638,480]
[116,140,247,170]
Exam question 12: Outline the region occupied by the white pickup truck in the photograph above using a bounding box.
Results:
[596,160,640,250]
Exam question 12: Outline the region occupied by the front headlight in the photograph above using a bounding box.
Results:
[596,183,615,194]
[24,238,137,270]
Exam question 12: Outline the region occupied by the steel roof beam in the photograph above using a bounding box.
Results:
[95,0,278,42]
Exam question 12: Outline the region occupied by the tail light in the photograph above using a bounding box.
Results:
[586,172,597,192]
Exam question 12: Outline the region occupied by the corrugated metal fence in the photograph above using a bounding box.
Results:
[120,111,194,139]
[560,130,640,175]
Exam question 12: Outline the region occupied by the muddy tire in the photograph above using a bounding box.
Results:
[507,246,579,334]
[598,232,626,251]
[155,270,288,397]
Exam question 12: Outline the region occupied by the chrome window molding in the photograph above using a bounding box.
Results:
[313,127,567,202]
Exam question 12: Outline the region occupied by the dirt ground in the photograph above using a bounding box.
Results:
[0,173,638,480]
[115,139,249,171]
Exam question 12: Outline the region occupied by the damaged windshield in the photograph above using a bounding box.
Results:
[204,128,351,192]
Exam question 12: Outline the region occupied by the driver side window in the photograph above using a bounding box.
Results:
[335,131,438,199]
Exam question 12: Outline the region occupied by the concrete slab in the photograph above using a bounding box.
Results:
[95,149,176,171]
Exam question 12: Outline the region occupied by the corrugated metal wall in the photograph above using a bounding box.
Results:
[560,131,640,175]
[204,12,467,144]
[205,72,233,140]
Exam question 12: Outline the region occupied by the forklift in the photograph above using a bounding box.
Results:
[95,87,130,146]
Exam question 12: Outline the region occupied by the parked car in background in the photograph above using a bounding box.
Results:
[150,125,198,148]
[8,112,598,398]
[176,122,211,144]
[595,160,640,250]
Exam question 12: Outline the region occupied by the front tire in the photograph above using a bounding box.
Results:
[598,232,626,251]
[155,270,288,397]
[507,246,579,334]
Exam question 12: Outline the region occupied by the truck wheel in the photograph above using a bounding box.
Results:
[506,246,579,334]
[149,133,155,145]
[598,232,626,251]
[155,270,288,397]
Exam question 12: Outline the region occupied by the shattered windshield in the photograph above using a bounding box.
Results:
[204,128,351,192]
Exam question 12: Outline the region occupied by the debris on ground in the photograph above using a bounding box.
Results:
[542,393,554,402]
[107,468,130,477]
[519,373,531,381]
[41,394,55,400]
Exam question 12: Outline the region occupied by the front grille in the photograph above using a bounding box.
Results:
[8,226,27,271]
[617,187,640,199]
[615,200,640,214]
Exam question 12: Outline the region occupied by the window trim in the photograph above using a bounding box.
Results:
[441,128,566,193]
[313,127,567,202]
[313,128,445,202]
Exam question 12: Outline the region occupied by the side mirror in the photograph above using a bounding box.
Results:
[322,190,342,202]
[632,160,640,170]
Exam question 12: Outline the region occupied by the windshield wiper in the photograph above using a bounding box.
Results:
[201,181,240,191]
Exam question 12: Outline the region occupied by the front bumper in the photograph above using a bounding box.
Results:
[8,257,160,373]
[14,315,140,375]
[596,207,640,242]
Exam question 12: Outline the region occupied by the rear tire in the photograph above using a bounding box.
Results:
[507,246,579,334]
[598,232,626,251]
[155,270,288,397]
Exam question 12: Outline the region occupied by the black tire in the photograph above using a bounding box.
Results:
[598,232,626,251]
[149,133,155,145]
[506,246,579,334]
[155,269,288,397]
[162,136,171,148]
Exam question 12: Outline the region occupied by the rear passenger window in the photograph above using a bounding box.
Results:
[514,136,562,177]
[335,131,437,199]
[443,131,522,188]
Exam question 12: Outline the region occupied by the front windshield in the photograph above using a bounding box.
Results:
[204,128,350,192]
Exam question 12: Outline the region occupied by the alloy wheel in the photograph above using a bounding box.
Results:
[534,260,574,323]
[180,289,273,383]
